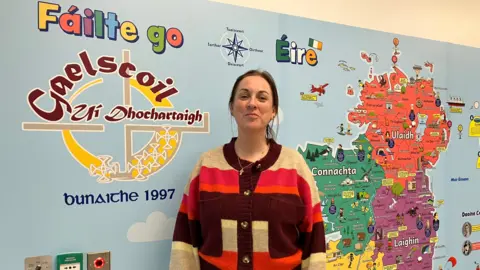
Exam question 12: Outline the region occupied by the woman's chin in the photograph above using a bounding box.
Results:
[239,124,266,133]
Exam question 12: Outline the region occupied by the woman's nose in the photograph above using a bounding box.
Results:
[247,99,257,109]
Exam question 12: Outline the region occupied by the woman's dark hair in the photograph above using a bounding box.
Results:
[228,69,279,140]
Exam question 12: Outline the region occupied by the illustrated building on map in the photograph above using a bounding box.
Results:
[413,65,423,80]
[389,85,395,93]
[408,157,426,193]
[327,250,342,262]
[407,180,416,192]
[375,228,383,240]
[441,129,447,142]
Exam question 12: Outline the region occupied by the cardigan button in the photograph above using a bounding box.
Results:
[243,190,251,196]
[242,255,251,264]
[241,221,249,229]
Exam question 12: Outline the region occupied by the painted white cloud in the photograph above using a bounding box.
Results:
[127,211,176,242]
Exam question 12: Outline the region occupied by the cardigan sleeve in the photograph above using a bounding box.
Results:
[296,154,327,270]
[169,156,203,270]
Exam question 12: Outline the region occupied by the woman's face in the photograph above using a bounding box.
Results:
[230,75,276,134]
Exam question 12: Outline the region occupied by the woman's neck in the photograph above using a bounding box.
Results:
[234,131,270,162]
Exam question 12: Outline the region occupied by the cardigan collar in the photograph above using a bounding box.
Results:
[223,137,282,173]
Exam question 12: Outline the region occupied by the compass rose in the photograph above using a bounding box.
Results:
[222,33,248,63]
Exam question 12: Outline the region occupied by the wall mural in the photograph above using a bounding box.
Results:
[3,0,480,269]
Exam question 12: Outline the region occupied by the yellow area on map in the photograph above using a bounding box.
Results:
[301,93,317,101]
[382,178,393,186]
[324,137,335,144]
[469,116,480,137]
[326,240,384,270]
[449,107,462,113]
[477,156,480,169]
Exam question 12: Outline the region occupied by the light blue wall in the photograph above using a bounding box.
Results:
[1,0,479,269]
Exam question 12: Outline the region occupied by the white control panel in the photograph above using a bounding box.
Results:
[59,262,81,269]
[25,255,52,270]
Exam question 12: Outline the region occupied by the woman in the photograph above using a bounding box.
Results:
[169,69,326,270]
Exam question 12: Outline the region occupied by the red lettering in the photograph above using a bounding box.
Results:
[64,63,83,82]
[71,104,88,121]
[104,105,127,122]
[118,62,136,78]
[137,72,155,86]
[78,50,98,76]
[155,87,179,102]
[98,56,117,73]
[71,103,103,122]
[150,80,167,94]
[151,77,175,95]
[27,88,72,121]
[50,75,74,96]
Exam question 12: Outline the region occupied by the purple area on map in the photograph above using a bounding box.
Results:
[370,173,437,269]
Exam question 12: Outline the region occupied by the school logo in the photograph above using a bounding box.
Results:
[22,50,210,183]
[208,27,264,67]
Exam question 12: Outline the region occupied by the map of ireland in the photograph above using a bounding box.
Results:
[298,38,451,270]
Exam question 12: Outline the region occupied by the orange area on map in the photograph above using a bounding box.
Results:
[348,66,451,187]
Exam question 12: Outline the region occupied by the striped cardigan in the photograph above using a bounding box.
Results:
[169,138,326,269]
